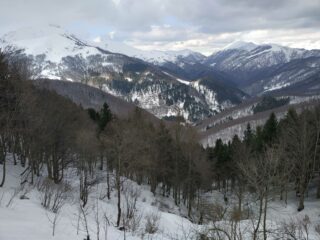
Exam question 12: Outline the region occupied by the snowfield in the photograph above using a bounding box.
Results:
[1,156,320,240]
[0,157,195,240]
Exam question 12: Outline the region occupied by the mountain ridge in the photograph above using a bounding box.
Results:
[0,25,248,122]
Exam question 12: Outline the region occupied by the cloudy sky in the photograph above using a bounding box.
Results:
[1,0,320,54]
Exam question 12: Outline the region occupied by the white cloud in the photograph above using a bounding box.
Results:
[93,36,102,43]
[108,31,116,40]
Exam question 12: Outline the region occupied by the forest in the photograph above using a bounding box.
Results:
[1,48,320,240]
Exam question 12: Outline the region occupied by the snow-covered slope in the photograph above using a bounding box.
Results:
[2,155,320,239]
[133,49,206,65]
[223,40,258,51]
[204,41,320,95]
[0,25,103,63]
[0,157,195,240]
[207,41,320,72]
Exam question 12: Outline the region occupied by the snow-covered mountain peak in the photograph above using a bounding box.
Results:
[224,41,257,51]
[130,48,205,64]
[0,25,102,62]
[2,25,65,42]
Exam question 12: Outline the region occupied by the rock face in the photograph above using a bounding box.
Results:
[0,25,247,122]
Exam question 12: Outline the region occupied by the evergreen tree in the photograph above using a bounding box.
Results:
[87,108,99,121]
[244,123,254,147]
[262,112,278,145]
[98,103,112,132]
[254,126,264,152]
[87,103,112,133]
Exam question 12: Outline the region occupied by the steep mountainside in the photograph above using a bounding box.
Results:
[204,41,320,95]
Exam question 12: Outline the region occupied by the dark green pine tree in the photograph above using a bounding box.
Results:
[87,108,99,121]
[98,103,112,132]
[231,134,241,146]
[286,108,299,124]
[214,139,232,178]
[262,112,278,145]
[254,126,264,152]
[243,123,254,147]
[87,103,113,134]
[155,121,174,195]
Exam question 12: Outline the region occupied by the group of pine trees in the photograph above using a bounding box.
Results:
[207,108,320,227]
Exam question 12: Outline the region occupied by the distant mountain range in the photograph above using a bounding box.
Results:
[1,25,319,123]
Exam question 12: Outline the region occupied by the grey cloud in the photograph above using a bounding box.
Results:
[0,0,319,52]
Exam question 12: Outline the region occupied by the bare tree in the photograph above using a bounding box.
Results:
[238,146,281,240]
[45,208,62,236]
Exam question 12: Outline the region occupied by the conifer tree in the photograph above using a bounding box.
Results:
[262,112,278,145]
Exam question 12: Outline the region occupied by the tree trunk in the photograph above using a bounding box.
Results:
[99,154,103,171]
[298,182,306,211]
[0,156,6,187]
[116,156,121,227]
[253,196,263,240]
[298,190,305,211]
[238,188,242,214]
[107,169,111,200]
[317,176,320,199]
[263,190,268,240]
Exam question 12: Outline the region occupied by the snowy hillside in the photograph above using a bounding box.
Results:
[0,25,103,63]
[2,155,320,239]
[0,157,194,240]
[205,41,320,95]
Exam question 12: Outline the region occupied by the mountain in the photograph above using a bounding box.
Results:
[0,25,246,122]
[139,40,320,98]
[204,41,320,95]
[2,26,318,122]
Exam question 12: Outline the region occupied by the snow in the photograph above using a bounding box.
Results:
[1,156,320,239]
[0,157,194,240]
[40,69,61,80]
[191,81,220,111]
[224,41,257,51]
[176,78,191,85]
[125,77,133,82]
[130,85,162,109]
[264,82,291,92]
[163,71,191,85]
[133,49,202,64]
[0,25,102,63]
